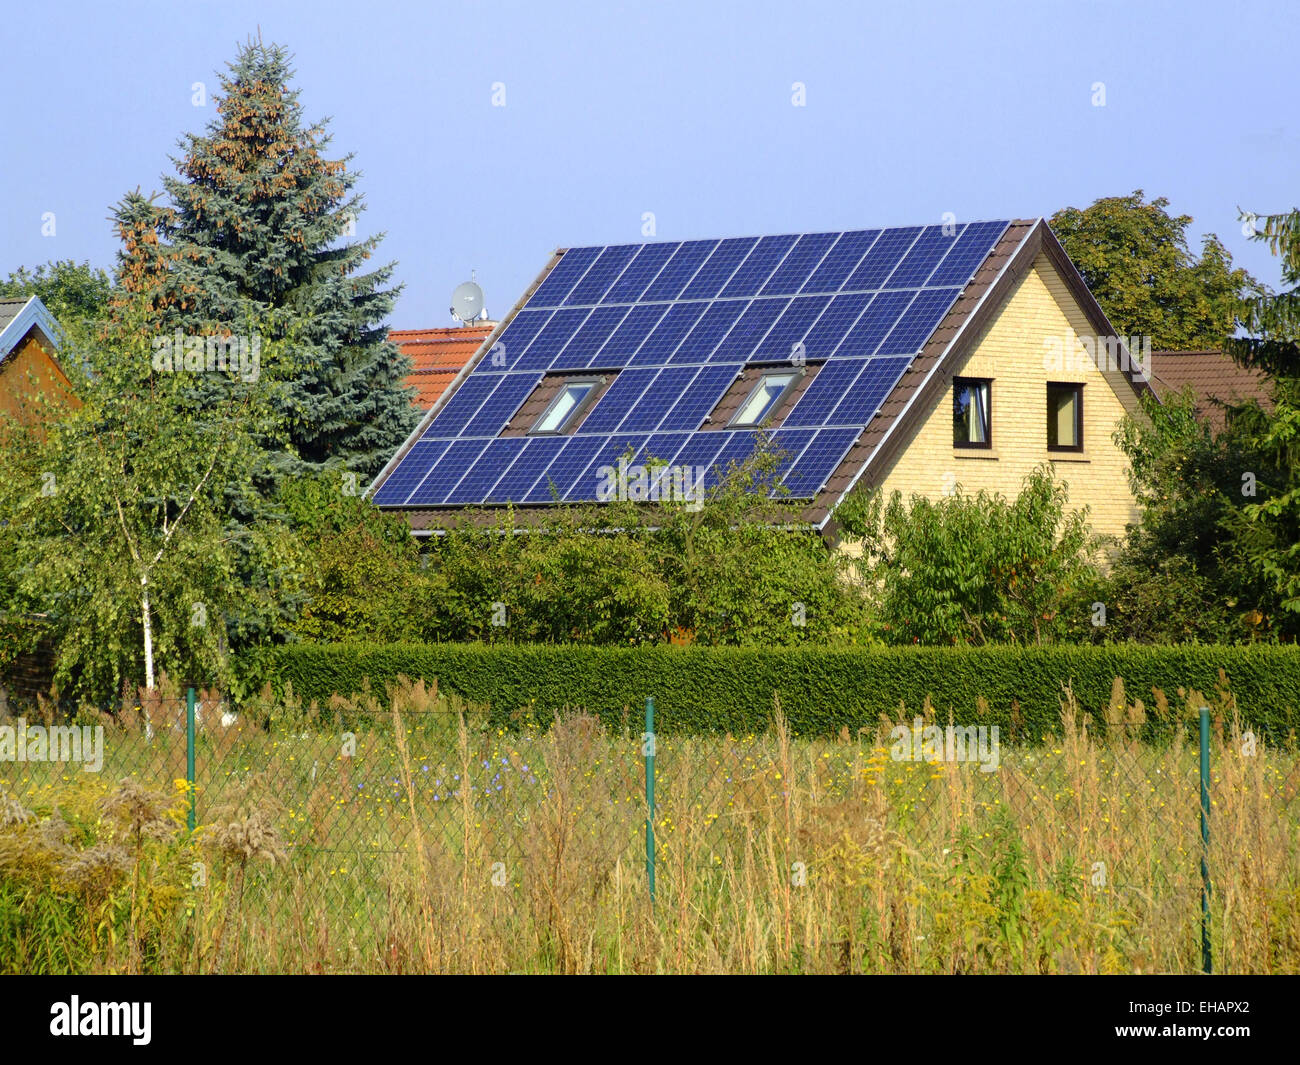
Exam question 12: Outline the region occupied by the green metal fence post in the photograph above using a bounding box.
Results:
[187,687,197,833]
[1199,705,1212,975]
[644,696,656,906]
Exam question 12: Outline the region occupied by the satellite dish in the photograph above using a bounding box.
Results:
[451,280,485,325]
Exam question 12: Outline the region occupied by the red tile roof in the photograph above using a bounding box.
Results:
[1149,350,1274,432]
[390,324,494,409]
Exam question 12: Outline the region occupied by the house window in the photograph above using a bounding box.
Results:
[729,370,799,427]
[1047,383,1083,450]
[531,379,599,434]
[953,377,991,447]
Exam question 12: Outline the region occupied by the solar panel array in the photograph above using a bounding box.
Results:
[373,221,1011,508]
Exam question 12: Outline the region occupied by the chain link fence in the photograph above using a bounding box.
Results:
[1,683,1298,973]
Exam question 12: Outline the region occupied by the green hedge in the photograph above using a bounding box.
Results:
[245,642,1300,742]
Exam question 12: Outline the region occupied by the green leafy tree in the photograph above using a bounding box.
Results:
[108,39,416,481]
[835,466,1098,645]
[1223,205,1300,618]
[0,260,113,330]
[1050,191,1262,349]
[0,302,295,700]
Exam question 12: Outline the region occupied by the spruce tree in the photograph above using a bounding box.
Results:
[110,39,416,480]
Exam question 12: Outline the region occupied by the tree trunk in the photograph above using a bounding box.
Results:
[141,577,155,690]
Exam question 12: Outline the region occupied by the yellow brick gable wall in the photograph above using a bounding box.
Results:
[855,252,1143,550]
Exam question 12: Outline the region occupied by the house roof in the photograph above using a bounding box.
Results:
[369,220,1145,534]
[389,324,495,409]
[0,296,62,366]
[1148,349,1273,432]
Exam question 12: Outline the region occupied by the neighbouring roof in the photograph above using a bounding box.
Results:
[369,220,1146,535]
[0,296,62,365]
[389,324,495,409]
[1148,349,1274,432]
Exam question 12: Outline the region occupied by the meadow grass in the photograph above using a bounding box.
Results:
[1,677,1298,974]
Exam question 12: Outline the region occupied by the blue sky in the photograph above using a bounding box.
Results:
[3,0,1296,327]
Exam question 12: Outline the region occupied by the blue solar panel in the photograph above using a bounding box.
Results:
[664,301,748,365]
[928,220,1009,286]
[375,221,1014,510]
[668,432,729,489]
[842,227,922,291]
[602,242,680,304]
[635,432,690,469]
[406,439,489,505]
[641,240,719,302]
[446,438,528,504]
[616,366,702,432]
[782,427,861,496]
[761,232,839,296]
[702,431,759,489]
[487,436,568,503]
[885,224,965,288]
[579,369,659,432]
[799,293,871,360]
[422,374,500,438]
[832,290,914,358]
[752,296,827,361]
[719,234,799,298]
[826,357,911,426]
[710,298,790,363]
[591,303,668,366]
[877,288,961,356]
[549,306,630,369]
[523,434,607,503]
[658,363,740,431]
[372,440,452,505]
[564,244,640,305]
[628,303,709,366]
[566,434,648,501]
[781,359,867,428]
[680,237,759,300]
[765,428,817,491]
[513,308,591,371]
[460,374,540,437]
[528,246,602,307]
[801,230,879,293]
[491,310,551,370]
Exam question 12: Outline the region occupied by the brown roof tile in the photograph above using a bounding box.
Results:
[1149,350,1274,432]
[389,324,495,410]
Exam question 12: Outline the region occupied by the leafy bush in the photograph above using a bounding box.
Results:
[835,465,1100,645]
[248,641,1300,742]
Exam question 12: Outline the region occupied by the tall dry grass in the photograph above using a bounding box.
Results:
[1,676,1297,973]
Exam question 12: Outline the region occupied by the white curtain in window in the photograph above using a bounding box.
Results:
[968,382,988,443]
